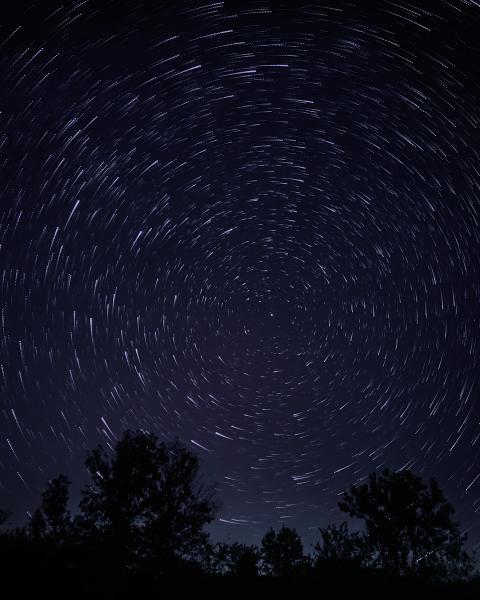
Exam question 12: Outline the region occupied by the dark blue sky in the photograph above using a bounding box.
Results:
[0,0,479,550]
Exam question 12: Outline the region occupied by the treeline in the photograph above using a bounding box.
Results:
[0,430,478,597]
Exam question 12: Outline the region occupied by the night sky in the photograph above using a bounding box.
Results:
[1,0,479,550]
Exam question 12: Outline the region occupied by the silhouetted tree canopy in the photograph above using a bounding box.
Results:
[29,475,72,544]
[78,429,218,574]
[0,434,477,595]
[338,468,474,581]
[260,525,307,577]
[314,521,368,574]
[0,508,9,529]
[212,542,260,577]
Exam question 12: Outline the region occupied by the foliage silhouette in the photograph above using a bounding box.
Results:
[212,542,260,577]
[78,429,218,575]
[0,508,9,529]
[260,525,308,577]
[313,521,368,575]
[29,475,72,544]
[0,433,478,596]
[338,468,474,581]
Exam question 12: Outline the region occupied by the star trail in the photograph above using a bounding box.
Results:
[1,0,479,548]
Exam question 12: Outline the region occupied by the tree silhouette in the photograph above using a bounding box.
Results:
[260,525,307,577]
[23,474,76,578]
[233,544,259,578]
[314,522,368,575]
[213,542,260,577]
[0,509,9,530]
[339,468,474,581]
[78,429,218,575]
[1,435,479,592]
[28,475,72,544]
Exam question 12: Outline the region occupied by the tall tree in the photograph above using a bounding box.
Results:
[339,469,474,581]
[78,429,217,574]
[260,525,307,577]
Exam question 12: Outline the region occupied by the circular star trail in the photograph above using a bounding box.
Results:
[1,0,479,545]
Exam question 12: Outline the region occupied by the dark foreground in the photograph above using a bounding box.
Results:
[3,565,480,599]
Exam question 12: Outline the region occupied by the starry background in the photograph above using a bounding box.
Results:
[1,0,479,549]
